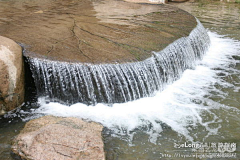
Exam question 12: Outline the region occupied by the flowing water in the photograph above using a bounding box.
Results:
[0,1,240,160]
[27,19,209,105]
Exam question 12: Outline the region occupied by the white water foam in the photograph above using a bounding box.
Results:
[22,32,240,142]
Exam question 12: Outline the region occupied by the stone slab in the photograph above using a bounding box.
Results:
[0,0,197,63]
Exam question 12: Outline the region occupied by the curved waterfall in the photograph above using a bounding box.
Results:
[28,19,210,105]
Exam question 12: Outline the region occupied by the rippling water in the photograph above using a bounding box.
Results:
[0,1,240,160]
[174,1,240,39]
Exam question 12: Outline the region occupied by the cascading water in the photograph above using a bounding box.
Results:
[27,19,210,105]
[1,1,240,159]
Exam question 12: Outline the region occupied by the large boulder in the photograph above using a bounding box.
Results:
[12,116,105,160]
[0,36,24,115]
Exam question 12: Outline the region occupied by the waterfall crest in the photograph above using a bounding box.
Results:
[28,19,210,105]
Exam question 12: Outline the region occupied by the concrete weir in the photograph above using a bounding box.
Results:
[0,0,210,105]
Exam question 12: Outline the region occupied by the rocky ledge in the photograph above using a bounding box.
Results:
[0,0,196,63]
[12,116,105,160]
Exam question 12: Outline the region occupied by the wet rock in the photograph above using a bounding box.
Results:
[0,36,24,115]
[12,116,105,160]
[0,0,197,63]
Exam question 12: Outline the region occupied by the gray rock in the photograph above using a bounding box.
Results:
[0,36,24,115]
[12,116,105,160]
